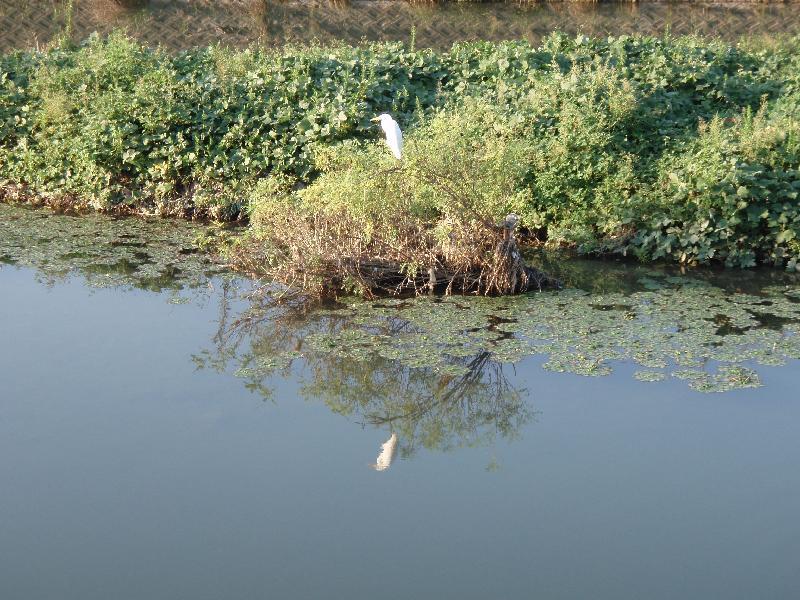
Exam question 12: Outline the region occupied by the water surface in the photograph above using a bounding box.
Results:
[1,204,799,599]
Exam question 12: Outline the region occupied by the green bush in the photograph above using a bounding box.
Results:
[2,32,800,268]
[294,98,530,224]
[623,107,800,267]
[243,103,541,296]
[1,32,449,214]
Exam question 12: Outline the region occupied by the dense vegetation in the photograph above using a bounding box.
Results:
[1,32,800,277]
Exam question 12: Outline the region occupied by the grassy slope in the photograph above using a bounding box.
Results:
[1,32,799,268]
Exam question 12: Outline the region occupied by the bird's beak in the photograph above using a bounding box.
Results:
[370,117,380,122]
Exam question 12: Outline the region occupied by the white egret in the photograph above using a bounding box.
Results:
[371,113,403,160]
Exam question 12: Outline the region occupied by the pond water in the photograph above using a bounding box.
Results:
[2,203,800,599]
[2,0,800,53]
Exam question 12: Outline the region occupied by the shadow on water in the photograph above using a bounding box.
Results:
[1,0,800,52]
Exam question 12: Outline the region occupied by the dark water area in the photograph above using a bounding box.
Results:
[1,204,800,598]
[1,0,800,53]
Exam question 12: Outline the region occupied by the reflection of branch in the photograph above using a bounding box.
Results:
[202,292,533,453]
[366,351,495,426]
[211,288,322,359]
[349,353,529,457]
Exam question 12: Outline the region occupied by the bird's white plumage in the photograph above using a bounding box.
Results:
[376,113,403,160]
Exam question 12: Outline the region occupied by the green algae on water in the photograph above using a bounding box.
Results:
[5,203,800,397]
[0,203,226,291]
[219,271,800,396]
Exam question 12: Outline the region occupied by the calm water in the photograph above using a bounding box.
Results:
[2,0,800,52]
[1,205,800,599]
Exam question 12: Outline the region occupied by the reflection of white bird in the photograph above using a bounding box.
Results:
[372,113,403,160]
[370,433,398,471]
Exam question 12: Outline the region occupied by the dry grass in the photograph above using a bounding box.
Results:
[231,155,557,299]
[234,0,799,7]
[234,208,553,298]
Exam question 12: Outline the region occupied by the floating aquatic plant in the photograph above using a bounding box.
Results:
[0,203,226,291]
[4,203,799,402]
[11,204,797,457]
[211,267,800,396]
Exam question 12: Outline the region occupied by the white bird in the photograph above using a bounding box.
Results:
[370,433,398,471]
[372,113,403,160]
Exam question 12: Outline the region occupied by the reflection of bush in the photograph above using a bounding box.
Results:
[200,297,533,455]
[301,351,530,456]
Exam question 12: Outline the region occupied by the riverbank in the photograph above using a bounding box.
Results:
[2,32,800,293]
[6,1,800,56]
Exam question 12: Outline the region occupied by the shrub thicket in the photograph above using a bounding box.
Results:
[2,32,800,270]
[240,104,549,296]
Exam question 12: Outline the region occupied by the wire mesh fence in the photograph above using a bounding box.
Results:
[2,0,800,53]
